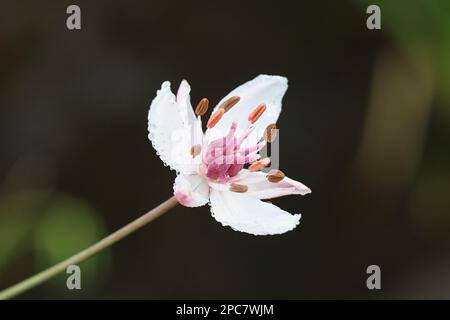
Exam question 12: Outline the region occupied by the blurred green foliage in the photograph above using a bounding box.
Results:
[0,187,110,295]
[361,0,450,118]
[355,0,450,242]
[0,189,50,275]
[411,158,450,241]
[34,195,110,293]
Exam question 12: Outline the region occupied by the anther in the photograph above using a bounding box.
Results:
[207,108,225,128]
[219,96,240,112]
[266,169,285,183]
[248,157,271,172]
[190,144,202,157]
[229,183,248,193]
[263,123,277,143]
[195,98,209,116]
[248,103,267,123]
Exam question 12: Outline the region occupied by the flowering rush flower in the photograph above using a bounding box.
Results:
[148,75,311,235]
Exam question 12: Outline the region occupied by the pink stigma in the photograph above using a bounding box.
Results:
[203,122,264,182]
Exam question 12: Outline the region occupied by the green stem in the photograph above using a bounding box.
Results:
[0,196,178,300]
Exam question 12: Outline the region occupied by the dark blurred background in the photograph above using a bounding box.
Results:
[1,0,450,299]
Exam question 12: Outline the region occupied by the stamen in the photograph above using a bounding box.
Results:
[219,96,240,112]
[226,122,238,140]
[207,108,225,128]
[224,122,238,155]
[248,103,267,124]
[190,144,202,157]
[224,153,259,165]
[266,169,285,183]
[248,157,271,172]
[239,141,266,155]
[229,183,248,193]
[236,126,254,148]
[203,116,269,182]
[195,98,209,116]
[263,123,277,143]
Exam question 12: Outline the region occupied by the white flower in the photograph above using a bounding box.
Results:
[148,74,311,235]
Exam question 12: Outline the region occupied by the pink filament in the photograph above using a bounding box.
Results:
[203,122,263,182]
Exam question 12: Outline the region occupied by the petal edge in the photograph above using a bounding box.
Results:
[209,189,301,235]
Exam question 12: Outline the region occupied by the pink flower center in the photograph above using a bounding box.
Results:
[201,122,265,183]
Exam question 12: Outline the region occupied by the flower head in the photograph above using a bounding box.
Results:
[148,75,311,235]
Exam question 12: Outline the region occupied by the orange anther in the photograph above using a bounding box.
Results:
[248,103,267,123]
[207,108,225,128]
[248,157,271,172]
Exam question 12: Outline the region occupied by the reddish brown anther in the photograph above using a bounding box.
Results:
[263,123,277,143]
[219,96,240,112]
[266,169,285,183]
[195,98,209,116]
[190,144,202,157]
[229,183,248,193]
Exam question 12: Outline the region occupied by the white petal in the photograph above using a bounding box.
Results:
[148,81,183,169]
[209,189,301,235]
[173,174,209,207]
[208,170,311,199]
[176,79,197,126]
[174,80,204,172]
[237,170,311,199]
[170,123,203,174]
[208,75,288,138]
[148,81,203,174]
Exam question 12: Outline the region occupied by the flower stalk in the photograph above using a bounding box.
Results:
[0,196,178,300]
